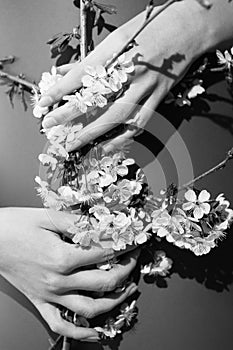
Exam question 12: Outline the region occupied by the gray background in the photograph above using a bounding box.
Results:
[0,0,233,349]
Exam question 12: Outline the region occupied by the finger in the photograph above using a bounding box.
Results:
[56,63,76,76]
[59,282,138,319]
[103,90,158,153]
[37,303,99,340]
[67,84,144,151]
[42,100,84,129]
[64,242,138,272]
[61,249,140,292]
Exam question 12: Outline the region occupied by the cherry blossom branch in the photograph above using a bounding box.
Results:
[179,147,233,191]
[61,3,89,349]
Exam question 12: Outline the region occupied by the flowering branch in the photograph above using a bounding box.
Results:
[179,147,233,191]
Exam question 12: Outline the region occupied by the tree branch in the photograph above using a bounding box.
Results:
[0,70,38,92]
[179,147,233,191]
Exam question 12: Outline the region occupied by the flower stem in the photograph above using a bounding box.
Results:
[0,70,39,92]
[178,147,233,191]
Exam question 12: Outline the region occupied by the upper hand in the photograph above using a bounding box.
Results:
[37,2,206,151]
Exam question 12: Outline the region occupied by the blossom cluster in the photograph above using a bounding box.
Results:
[151,190,233,256]
[33,66,62,118]
[36,121,152,250]
[33,53,134,119]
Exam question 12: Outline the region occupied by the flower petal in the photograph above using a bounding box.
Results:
[184,189,197,202]
[157,227,168,237]
[193,207,204,220]
[198,190,210,203]
[200,202,211,215]
[182,202,195,211]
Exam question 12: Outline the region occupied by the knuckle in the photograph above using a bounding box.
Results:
[80,301,97,319]
[104,275,118,292]
[53,248,68,273]
[45,273,62,292]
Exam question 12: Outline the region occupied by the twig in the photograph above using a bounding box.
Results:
[0,55,15,65]
[178,147,233,191]
[48,335,63,350]
[0,70,38,92]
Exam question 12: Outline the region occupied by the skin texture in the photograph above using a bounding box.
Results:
[38,0,233,151]
[0,207,139,340]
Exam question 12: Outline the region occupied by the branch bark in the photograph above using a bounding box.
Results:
[0,70,38,92]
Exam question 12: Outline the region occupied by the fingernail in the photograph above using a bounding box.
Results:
[42,117,56,129]
[129,284,138,294]
[81,336,100,342]
[38,95,53,107]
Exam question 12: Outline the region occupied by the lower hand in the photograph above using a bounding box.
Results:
[0,207,139,340]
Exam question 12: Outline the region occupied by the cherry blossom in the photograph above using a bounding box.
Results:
[182,189,211,219]
[216,49,233,70]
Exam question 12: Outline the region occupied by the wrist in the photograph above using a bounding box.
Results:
[168,0,213,58]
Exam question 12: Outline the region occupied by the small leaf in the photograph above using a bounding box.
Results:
[46,32,63,45]
[93,1,117,14]
[50,34,72,53]
[103,22,117,33]
[6,85,16,108]
[20,86,28,111]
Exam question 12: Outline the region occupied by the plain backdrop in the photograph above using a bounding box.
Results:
[0,1,233,349]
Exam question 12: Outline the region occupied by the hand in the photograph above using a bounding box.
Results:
[0,207,139,340]
[38,0,209,151]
